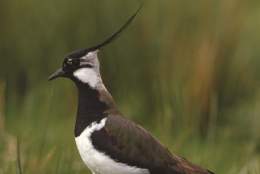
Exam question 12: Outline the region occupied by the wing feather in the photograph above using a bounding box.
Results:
[91,114,213,174]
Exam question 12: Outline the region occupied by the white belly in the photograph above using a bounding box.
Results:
[75,118,150,174]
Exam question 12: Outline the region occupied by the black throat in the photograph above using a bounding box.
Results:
[74,83,117,137]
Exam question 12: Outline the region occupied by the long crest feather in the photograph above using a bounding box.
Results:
[67,4,143,58]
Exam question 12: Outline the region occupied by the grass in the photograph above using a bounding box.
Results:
[1,0,260,173]
[0,83,259,174]
[16,137,23,174]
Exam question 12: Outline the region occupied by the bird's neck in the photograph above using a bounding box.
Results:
[74,83,118,137]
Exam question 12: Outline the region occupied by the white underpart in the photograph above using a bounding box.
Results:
[75,118,150,174]
[73,68,100,88]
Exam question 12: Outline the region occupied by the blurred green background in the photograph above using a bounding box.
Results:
[1,0,260,173]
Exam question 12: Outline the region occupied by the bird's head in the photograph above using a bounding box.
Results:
[48,5,142,89]
[48,50,101,88]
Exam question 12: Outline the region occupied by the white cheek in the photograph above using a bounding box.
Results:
[73,68,99,88]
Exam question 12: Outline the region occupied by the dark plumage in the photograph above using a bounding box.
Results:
[67,4,142,59]
[76,83,213,174]
[49,4,214,174]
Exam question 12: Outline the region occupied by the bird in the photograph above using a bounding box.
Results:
[48,5,214,174]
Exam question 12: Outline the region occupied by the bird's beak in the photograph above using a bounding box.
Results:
[48,68,65,81]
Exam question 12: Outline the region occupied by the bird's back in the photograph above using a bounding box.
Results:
[90,113,213,174]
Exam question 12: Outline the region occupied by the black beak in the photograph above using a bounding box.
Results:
[48,68,65,81]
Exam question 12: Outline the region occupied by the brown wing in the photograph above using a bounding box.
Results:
[91,114,213,174]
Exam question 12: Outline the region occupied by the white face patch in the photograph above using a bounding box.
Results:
[73,68,100,88]
[81,50,99,60]
[75,118,150,174]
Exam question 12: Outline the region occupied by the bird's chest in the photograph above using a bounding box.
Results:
[74,118,149,174]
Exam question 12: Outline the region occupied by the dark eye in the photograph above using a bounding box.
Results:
[69,59,79,66]
[63,58,80,70]
[67,59,73,65]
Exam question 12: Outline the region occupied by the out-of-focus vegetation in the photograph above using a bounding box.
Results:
[0,0,260,173]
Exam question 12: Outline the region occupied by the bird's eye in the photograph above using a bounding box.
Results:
[67,59,73,65]
[63,58,80,71]
[68,59,79,66]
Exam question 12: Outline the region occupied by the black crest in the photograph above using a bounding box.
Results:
[67,5,143,59]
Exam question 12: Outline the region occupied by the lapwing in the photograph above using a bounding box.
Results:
[49,6,214,174]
